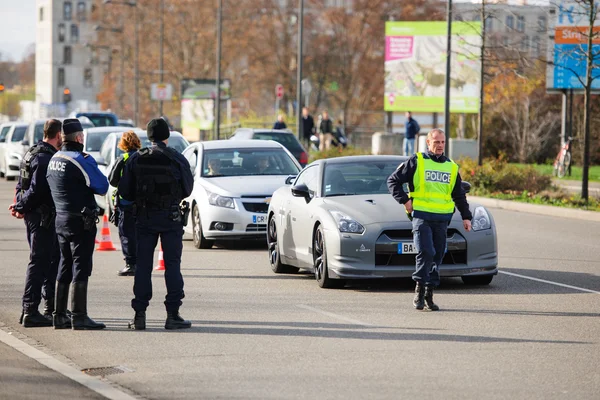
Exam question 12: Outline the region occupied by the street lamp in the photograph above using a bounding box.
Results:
[443,0,452,156]
[296,0,304,142]
[215,0,223,140]
[102,0,139,126]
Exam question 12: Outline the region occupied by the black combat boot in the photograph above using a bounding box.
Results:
[165,311,192,330]
[53,282,72,329]
[424,286,440,311]
[43,295,55,320]
[118,264,136,277]
[413,282,425,310]
[71,282,106,330]
[22,309,53,327]
[128,311,146,330]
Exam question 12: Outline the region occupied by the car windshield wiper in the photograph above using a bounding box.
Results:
[247,173,286,176]
[203,174,228,178]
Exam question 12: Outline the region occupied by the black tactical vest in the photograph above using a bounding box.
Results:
[20,143,57,192]
[134,147,182,209]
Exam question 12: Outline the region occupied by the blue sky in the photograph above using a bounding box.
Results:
[0,0,35,61]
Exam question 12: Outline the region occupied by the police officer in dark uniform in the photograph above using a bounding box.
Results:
[9,119,63,327]
[47,119,109,330]
[118,118,193,330]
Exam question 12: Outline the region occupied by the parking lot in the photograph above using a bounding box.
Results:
[0,178,599,399]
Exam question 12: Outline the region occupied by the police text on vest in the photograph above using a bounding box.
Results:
[425,170,451,184]
[49,160,67,172]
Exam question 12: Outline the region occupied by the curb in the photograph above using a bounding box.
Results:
[469,196,600,222]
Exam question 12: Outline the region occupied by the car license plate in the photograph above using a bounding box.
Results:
[398,242,417,254]
[252,215,266,224]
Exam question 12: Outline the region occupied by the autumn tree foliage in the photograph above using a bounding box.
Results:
[484,61,561,163]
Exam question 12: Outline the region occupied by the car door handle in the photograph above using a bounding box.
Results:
[292,217,297,221]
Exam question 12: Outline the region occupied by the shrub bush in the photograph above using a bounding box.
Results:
[459,155,552,194]
[309,146,371,162]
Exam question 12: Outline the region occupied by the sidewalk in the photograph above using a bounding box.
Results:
[470,195,600,222]
[553,179,600,197]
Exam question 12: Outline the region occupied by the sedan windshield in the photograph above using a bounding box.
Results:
[323,161,400,197]
[86,132,112,152]
[202,149,300,177]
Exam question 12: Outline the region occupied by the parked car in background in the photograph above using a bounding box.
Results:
[230,128,309,167]
[95,130,190,215]
[182,140,301,249]
[118,119,135,127]
[267,155,498,288]
[23,117,94,153]
[0,122,15,178]
[83,126,133,162]
[0,122,28,180]
[69,111,118,127]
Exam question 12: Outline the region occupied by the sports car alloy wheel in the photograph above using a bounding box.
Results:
[268,215,298,274]
[313,225,345,289]
[192,204,214,249]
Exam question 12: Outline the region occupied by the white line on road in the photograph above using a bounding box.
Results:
[297,304,376,327]
[499,271,600,294]
[0,329,139,400]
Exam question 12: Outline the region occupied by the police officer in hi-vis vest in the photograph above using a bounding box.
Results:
[387,128,472,311]
[47,118,109,330]
[108,130,142,277]
[9,119,63,327]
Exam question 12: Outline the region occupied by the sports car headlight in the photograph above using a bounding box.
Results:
[207,191,235,209]
[330,211,364,234]
[471,206,491,231]
[10,152,22,161]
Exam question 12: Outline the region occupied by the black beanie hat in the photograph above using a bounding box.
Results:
[62,118,83,136]
[147,118,170,142]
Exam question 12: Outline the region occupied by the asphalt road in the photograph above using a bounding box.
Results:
[0,178,599,400]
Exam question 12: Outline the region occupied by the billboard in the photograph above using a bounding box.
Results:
[180,79,231,141]
[384,22,482,113]
[547,2,600,92]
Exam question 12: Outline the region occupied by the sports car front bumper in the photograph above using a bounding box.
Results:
[323,222,498,280]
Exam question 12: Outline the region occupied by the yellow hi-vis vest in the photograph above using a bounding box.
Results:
[410,152,458,215]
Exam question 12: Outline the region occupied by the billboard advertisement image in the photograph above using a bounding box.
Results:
[547,2,600,91]
[384,22,481,113]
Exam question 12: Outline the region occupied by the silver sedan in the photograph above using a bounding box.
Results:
[267,155,498,288]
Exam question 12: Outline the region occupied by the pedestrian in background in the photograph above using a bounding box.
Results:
[9,119,62,327]
[119,118,194,330]
[301,107,315,149]
[319,110,334,151]
[108,131,141,277]
[387,128,472,311]
[47,118,109,330]
[404,111,420,156]
[273,114,287,130]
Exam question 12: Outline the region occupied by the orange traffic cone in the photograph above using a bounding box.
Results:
[97,214,116,251]
[154,244,165,271]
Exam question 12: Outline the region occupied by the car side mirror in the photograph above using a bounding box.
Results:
[21,139,30,146]
[461,181,471,194]
[285,175,297,185]
[97,156,108,166]
[0,137,5,143]
[291,183,310,201]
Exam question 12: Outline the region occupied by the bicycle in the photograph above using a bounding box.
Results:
[553,136,574,178]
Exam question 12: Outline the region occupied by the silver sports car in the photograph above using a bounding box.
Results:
[266,155,498,288]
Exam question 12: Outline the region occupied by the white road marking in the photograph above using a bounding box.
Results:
[297,304,376,327]
[0,329,139,400]
[499,271,600,294]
